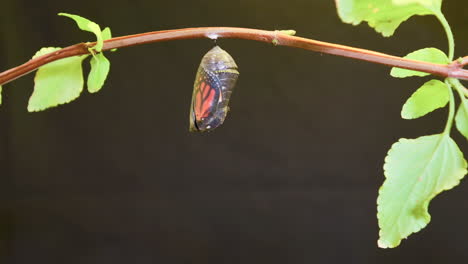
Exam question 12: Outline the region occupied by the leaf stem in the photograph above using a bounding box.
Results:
[435,11,455,61]
[444,79,456,135]
[438,3,457,134]
[449,78,468,100]
[1,27,468,86]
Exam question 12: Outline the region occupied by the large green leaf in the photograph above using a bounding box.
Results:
[378,134,467,248]
[88,52,110,93]
[391,48,449,78]
[335,0,441,37]
[455,96,468,140]
[28,48,88,112]
[59,13,104,52]
[401,79,449,119]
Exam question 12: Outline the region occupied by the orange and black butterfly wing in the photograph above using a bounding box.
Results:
[189,46,239,132]
[189,67,222,131]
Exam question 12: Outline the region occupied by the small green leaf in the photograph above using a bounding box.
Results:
[102,27,112,40]
[401,79,449,119]
[58,13,104,52]
[102,27,117,52]
[28,51,88,112]
[455,96,468,140]
[88,52,110,93]
[378,134,467,248]
[335,0,441,37]
[391,48,449,78]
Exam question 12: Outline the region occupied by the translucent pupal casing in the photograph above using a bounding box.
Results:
[189,46,239,132]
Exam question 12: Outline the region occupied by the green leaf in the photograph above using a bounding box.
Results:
[102,27,112,40]
[378,134,467,248]
[401,79,449,119]
[28,51,88,112]
[455,96,468,140]
[392,0,441,9]
[335,0,441,37]
[391,48,449,78]
[88,52,110,93]
[58,13,104,52]
[102,27,117,52]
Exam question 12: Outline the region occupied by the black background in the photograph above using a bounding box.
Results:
[1,0,468,263]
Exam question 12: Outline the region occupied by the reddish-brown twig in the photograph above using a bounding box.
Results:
[1,27,468,86]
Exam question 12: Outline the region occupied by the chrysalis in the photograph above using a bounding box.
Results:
[189,46,239,132]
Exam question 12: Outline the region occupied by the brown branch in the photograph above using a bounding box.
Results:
[1,27,468,86]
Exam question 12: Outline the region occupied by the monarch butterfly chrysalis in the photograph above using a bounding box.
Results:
[189,46,239,132]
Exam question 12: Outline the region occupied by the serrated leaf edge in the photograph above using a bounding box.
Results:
[28,55,89,112]
[377,137,434,248]
[377,135,467,248]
